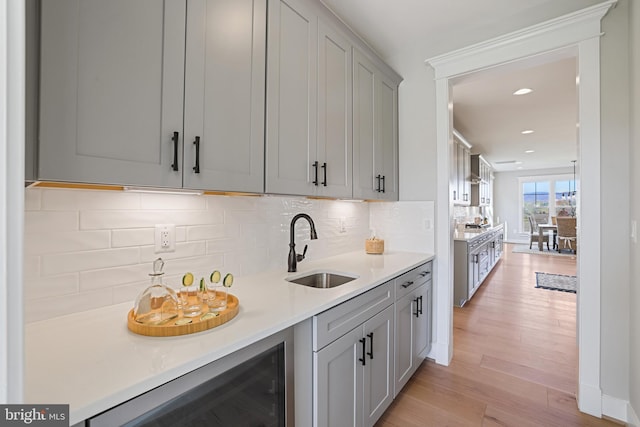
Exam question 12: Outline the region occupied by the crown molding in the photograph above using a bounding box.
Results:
[426,0,617,79]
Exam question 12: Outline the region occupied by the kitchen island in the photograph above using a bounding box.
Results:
[25,250,434,425]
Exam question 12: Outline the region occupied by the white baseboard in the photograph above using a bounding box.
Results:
[629,402,640,427]
[602,394,628,423]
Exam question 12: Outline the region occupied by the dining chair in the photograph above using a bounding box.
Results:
[528,215,550,250]
[556,216,577,253]
[551,216,558,250]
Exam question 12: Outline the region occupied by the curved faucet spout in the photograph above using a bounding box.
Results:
[288,213,318,272]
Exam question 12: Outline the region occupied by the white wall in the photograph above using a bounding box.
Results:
[599,0,631,405]
[493,167,572,243]
[628,0,640,422]
[24,188,371,322]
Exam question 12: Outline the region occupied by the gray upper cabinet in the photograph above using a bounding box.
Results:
[39,0,186,187]
[38,0,265,192]
[352,49,399,201]
[183,0,266,193]
[265,0,352,198]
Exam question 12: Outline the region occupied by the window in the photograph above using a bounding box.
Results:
[519,175,576,233]
[522,181,549,232]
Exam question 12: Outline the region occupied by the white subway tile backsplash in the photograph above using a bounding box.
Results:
[42,247,140,276]
[26,288,113,323]
[24,188,42,210]
[25,211,79,233]
[111,228,154,247]
[80,210,221,230]
[140,193,206,210]
[41,188,141,211]
[24,187,434,322]
[24,231,111,255]
[25,273,79,300]
[79,263,152,291]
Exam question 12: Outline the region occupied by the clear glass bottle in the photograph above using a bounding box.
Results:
[133,258,180,325]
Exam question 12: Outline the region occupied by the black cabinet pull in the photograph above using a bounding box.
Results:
[419,271,430,278]
[413,298,420,317]
[381,175,386,193]
[359,338,367,366]
[453,190,457,200]
[367,333,374,360]
[375,174,382,192]
[401,280,414,289]
[321,162,327,186]
[312,161,319,186]
[418,295,423,316]
[171,131,179,171]
[193,136,200,173]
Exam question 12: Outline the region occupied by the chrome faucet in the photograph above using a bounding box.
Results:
[288,213,318,272]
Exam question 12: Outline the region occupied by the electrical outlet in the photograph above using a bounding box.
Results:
[339,217,347,233]
[155,224,175,253]
[424,219,432,230]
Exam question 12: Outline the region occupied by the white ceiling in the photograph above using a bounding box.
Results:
[320,0,606,172]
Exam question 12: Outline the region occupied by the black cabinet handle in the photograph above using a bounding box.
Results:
[367,333,374,360]
[171,131,179,171]
[193,136,200,173]
[418,295,423,316]
[419,271,430,278]
[375,175,382,192]
[321,162,327,186]
[453,190,457,200]
[413,298,420,317]
[312,161,319,186]
[401,280,414,289]
[359,338,367,366]
[381,175,386,193]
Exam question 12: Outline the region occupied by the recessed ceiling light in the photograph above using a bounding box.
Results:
[513,88,533,95]
[515,161,523,165]
[525,150,535,154]
[517,166,524,169]
[521,130,534,134]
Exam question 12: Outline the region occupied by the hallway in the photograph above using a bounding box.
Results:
[377,244,620,426]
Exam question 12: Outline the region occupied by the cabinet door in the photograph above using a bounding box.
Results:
[39,0,185,187]
[317,21,353,198]
[451,139,459,202]
[183,0,266,193]
[353,50,399,200]
[353,49,378,200]
[394,290,417,396]
[415,282,432,360]
[266,0,318,196]
[363,305,394,427]
[377,73,399,201]
[314,327,363,427]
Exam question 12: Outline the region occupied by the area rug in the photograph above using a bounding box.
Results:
[535,272,577,293]
[512,244,575,257]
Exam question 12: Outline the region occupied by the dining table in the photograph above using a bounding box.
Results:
[537,223,557,251]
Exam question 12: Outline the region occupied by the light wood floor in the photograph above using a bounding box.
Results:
[376,243,620,427]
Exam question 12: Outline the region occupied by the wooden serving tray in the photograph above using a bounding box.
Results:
[127,293,239,337]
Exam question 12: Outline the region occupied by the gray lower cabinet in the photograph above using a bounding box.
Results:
[313,281,395,427]
[454,225,504,307]
[352,49,399,201]
[38,0,265,192]
[265,0,353,198]
[394,262,432,396]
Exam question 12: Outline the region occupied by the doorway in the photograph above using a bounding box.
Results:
[427,2,614,417]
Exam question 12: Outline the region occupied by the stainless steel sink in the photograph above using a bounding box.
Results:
[286,271,357,289]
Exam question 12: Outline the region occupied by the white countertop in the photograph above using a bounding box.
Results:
[25,250,434,425]
[454,223,504,242]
